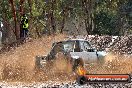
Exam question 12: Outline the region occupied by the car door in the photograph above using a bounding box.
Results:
[70,40,98,64]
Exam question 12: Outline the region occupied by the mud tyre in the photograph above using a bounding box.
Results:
[76,76,87,85]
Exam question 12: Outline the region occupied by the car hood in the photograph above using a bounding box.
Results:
[97,51,108,57]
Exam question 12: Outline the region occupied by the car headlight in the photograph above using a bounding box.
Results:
[71,56,80,59]
[97,51,107,57]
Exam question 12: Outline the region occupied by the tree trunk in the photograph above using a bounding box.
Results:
[60,8,66,33]
[46,1,51,35]
[82,0,94,35]
[20,0,25,16]
[0,25,2,45]
[9,0,19,40]
[116,0,126,36]
[50,0,56,34]
[28,0,32,16]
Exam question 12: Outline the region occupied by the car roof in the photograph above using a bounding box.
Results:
[69,39,86,41]
[52,39,92,47]
[55,39,88,43]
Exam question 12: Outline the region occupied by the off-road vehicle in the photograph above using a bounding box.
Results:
[35,39,107,72]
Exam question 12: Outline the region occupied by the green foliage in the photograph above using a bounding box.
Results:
[32,0,45,17]
[93,0,131,35]
[94,11,118,35]
[0,0,131,41]
[94,0,117,35]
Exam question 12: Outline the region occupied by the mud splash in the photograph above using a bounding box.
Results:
[0,34,132,83]
[86,53,132,74]
[0,34,75,82]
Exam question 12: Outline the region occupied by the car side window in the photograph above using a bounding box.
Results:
[80,41,91,52]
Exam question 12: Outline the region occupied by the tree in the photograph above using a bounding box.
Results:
[82,0,95,35]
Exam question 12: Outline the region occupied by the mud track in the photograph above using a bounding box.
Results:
[0,34,132,87]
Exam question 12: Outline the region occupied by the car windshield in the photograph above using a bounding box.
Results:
[53,41,75,53]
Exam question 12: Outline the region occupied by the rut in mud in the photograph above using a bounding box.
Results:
[0,34,131,82]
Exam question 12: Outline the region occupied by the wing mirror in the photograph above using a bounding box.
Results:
[93,47,97,52]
